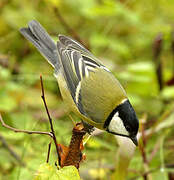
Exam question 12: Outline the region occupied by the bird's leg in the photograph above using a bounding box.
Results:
[81,120,95,134]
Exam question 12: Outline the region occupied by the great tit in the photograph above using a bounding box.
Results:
[20,20,139,146]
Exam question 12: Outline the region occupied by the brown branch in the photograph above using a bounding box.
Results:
[152,33,163,91]
[0,133,25,166]
[139,122,148,164]
[138,120,149,180]
[171,31,174,76]
[40,75,61,166]
[46,142,52,163]
[0,114,53,137]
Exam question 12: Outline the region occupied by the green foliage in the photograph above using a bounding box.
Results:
[1,0,174,179]
[34,164,80,180]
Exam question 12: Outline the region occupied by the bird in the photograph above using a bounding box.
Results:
[20,20,139,146]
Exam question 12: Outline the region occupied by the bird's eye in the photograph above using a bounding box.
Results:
[126,125,131,132]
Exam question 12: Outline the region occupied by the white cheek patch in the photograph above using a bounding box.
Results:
[108,112,129,136]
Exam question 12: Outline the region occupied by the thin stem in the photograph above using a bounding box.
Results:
[0,114,53,137]
[153,33,163,91]
[139,121,149,180]
[172,53,174,76]
[171,31,174,76]
[40,75,61,166]
[46,142,52,163]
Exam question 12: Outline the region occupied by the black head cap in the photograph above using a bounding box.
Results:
[117,100,139,136]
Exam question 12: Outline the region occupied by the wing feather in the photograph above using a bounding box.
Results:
[57,42,88,114]
[58,35,93,56]
[20,20,59,69]
[58,35,103,66]
[57,36,112,119]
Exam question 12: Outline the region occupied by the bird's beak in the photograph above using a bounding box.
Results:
[130,136,138,146]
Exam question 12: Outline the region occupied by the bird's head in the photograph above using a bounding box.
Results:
[104,99,139,146]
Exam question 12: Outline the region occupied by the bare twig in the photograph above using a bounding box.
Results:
[40,75,61,166]
[171,31,174,76]
[153,33,163,91]
[139,123,147,163]
[138,120,149,180]
[0,114,53,137]
[46,142,52,163]
[0,133,25,166]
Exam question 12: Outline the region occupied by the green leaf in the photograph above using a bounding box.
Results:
[34,163,81,180]
[161,86,174,99]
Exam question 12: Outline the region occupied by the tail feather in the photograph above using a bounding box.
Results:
[20,20,59,69]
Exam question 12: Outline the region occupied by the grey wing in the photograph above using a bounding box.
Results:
[58,35,104,66]
[20,20,60,70]
[58,35,93,56]
[57,41,107,116]
[57,42,87,114]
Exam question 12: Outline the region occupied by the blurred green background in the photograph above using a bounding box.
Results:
[0,0,174,179]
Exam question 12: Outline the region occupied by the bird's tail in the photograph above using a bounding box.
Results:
[20,20,60,70]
